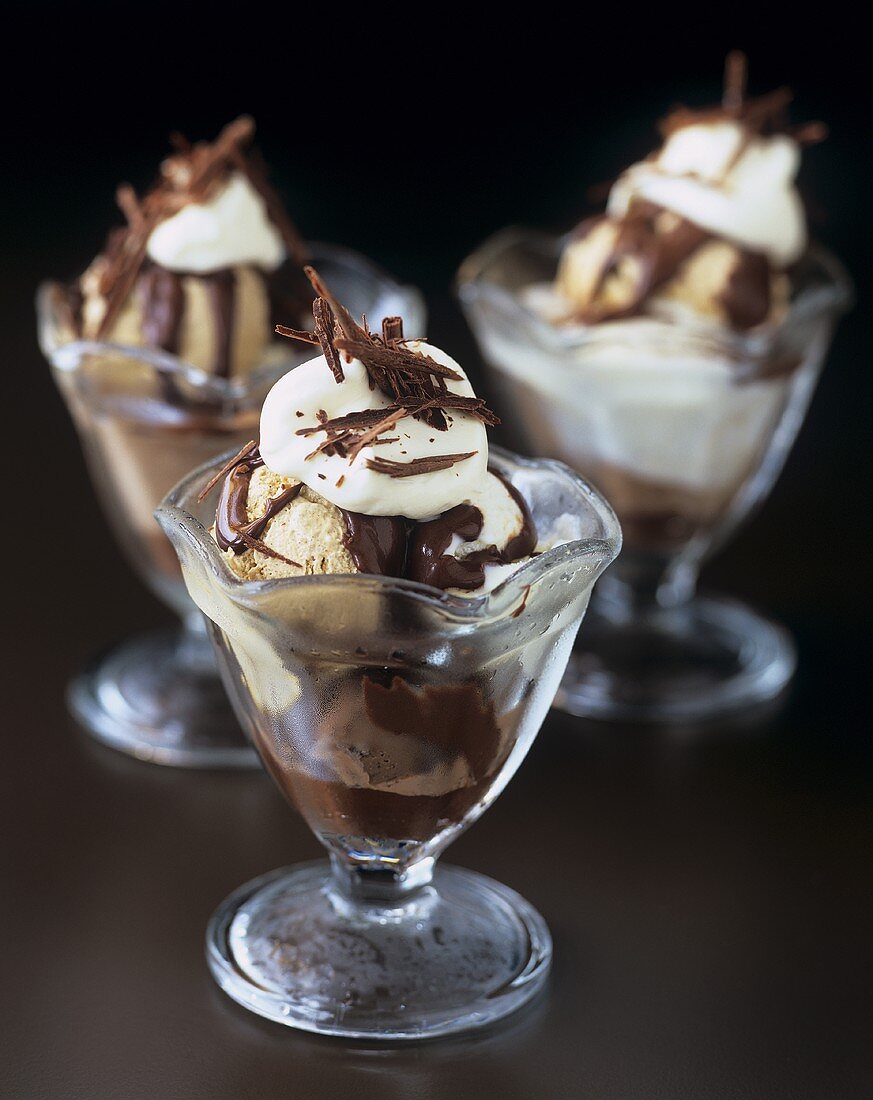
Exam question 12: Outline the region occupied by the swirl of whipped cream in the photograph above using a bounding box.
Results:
[607,120,806,266]
[259,342,489,520]
[146,172,286,273]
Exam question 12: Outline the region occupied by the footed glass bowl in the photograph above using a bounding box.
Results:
[458,229,852,723]
[38,243,425,767]
[157,445,620,1038]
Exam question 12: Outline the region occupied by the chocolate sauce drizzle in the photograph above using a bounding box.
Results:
[138,266,184,354]
[215,447,303,553]
[207,446,537,593]
[340,513,408,578]
[570,201,709,325]
[202,270,236,379]
[406,473,537,591]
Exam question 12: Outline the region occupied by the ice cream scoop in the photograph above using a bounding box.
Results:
[55,117,311,378]
[551,55,822,331]
[201,269,549,595]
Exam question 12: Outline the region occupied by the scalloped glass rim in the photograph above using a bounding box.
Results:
[456,227,853,359]
[36,241,426,400]
[156,444,622,625]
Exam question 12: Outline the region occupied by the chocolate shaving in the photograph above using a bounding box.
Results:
[295,407,403,436]
[232,527,301,568]
[273,267,499,475]
[115,184,144,230]
[792,121,829,146]
[345,407,410,463]
[275,324,319,344]
[312,297,343,382]
[333,339,463,381]
[660,54,811,143]
[723,50,748,113]
[197,440,258,502]
[365,452,478,478]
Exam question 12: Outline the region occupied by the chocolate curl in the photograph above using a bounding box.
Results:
[365,452,478,478]
[197,440,258,502]
[723,51,748,113]
[115,184,144,230]
[303,266,370,345]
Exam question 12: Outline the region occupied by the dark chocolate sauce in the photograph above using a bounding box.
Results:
[574,202,707,324]
[215,448,303,554]
[202,269,237,378]
[406,504,485,590]
[720,249,772,330]
[362,676,503,783]
[212,445,538,593]
[340,512,409,578]
[138,266,185,354]
[406,472,538,592]
[571,200,775,332]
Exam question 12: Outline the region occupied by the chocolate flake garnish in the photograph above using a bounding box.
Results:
[312,297,343,382]
[275,324,319,344]
[365,452,478,478]
[273,267,500,475]
[660,54,811,145]
[333,339,463,381]
[232,527,301,568]
[722,50,748,114]
[197,439,258,502]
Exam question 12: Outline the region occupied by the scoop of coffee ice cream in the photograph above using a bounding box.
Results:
[216,465,358,581]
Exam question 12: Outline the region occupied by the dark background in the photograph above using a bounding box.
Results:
[3,10,872,1099]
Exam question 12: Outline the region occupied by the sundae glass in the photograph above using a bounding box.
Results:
[157,272,620,1037]
[458,57,851,722]
[37,119,424,766]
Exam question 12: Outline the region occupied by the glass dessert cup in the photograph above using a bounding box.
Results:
[38,243,425,767]
[458,229,852,724]
[156,445,620,1038]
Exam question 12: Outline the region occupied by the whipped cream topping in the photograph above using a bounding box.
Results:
[607,120,806,266]
[259,342,489,521]
[146,172,286,274]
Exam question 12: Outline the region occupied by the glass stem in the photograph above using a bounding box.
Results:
[593,548,700,624]
[177,611,218,673]
[328,852,436,908]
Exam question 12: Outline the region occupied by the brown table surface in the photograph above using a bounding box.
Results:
[3,253,871,1098]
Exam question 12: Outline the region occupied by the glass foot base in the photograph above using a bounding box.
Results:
[555,594,797,724]
[207,860,552,1040]
[68,626,260,768]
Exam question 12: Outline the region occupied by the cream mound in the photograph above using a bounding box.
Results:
[259,344,488,521]
[607,120,806,266]
[147,173,285,274]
